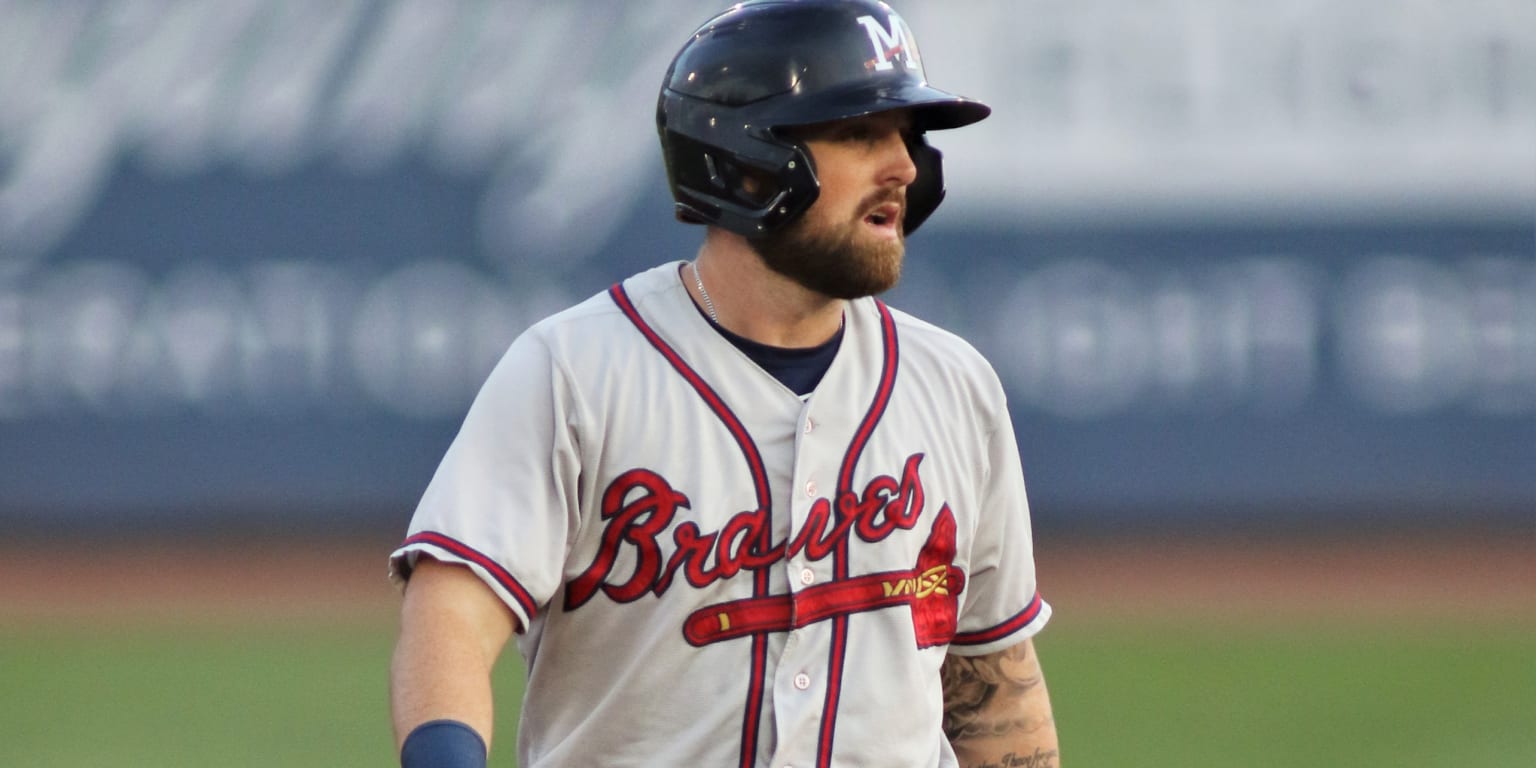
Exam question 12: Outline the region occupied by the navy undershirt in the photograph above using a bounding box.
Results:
[716,320,843,396]
[688,293,843,396]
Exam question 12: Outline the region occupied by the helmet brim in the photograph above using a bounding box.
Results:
[762,81,991,133]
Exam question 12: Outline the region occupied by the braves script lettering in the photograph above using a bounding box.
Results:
[564,453,933,611]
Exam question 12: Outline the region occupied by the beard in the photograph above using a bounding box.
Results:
[750,192,906,300]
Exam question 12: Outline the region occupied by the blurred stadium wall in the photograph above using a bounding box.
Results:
[0,0,1531,536]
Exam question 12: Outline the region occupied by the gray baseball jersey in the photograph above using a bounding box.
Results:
[390,261,1051,767]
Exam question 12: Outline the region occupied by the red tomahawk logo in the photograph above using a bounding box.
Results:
[684,506,965,648]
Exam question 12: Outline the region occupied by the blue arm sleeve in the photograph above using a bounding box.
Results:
[400,719,488,768]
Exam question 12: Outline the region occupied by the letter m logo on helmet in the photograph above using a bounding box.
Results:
[854,13,921,72]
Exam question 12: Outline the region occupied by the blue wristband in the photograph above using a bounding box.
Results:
[400,719,487,768]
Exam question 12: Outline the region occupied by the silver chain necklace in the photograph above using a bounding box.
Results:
[691,260,718,324]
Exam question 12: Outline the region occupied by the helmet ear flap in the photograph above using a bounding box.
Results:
[661,127,822,236]
[903,135,947,235]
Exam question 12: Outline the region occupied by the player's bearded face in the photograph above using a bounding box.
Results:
[749,111,915,300]
[751,190,905,300]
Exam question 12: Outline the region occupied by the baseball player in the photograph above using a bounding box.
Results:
[389,2,1057,766]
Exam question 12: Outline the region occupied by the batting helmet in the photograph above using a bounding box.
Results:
[657,0,991,238]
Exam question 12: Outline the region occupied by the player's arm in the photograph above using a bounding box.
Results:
[941,636,1059,768]
[390,557,518,760]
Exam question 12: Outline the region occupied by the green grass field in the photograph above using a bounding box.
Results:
[4,618,1532,767]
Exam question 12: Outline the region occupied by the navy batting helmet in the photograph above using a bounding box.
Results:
[657,0,991,238]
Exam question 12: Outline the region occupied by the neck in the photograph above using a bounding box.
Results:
[689,229,846,349]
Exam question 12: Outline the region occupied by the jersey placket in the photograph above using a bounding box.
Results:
[768,399,836,768]
[766,300,899,768]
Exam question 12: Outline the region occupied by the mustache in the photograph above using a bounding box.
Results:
[859,188,906,214]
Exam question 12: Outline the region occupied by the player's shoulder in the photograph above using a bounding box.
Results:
[875,301,1012,419]
[522,262,682,342]
[881,302,999,379]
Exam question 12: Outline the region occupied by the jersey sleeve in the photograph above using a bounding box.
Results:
[388,327,582,632]
[948,401,1052,656]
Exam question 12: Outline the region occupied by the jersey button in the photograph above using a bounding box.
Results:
[799,567,815,586]
[804,416,816,433]
[794,673,811,690]
[805,480,817,497]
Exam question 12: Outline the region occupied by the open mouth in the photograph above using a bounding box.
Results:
[864,202,902,232]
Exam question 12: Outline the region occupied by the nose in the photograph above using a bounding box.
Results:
[879,130,918,188]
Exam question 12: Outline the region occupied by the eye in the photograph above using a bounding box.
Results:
[835,124,873,142]
[836,122,885,145]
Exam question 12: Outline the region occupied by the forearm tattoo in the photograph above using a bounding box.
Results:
[966,749,1060,768]
[941,642,1057,767]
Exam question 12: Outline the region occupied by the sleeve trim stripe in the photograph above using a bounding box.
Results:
[401,531,538,621]
[950,591,1045,646]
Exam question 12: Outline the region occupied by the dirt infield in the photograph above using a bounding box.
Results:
[0,535,406,627]
[2,530,1533,628]
[1036,531,1536,626]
